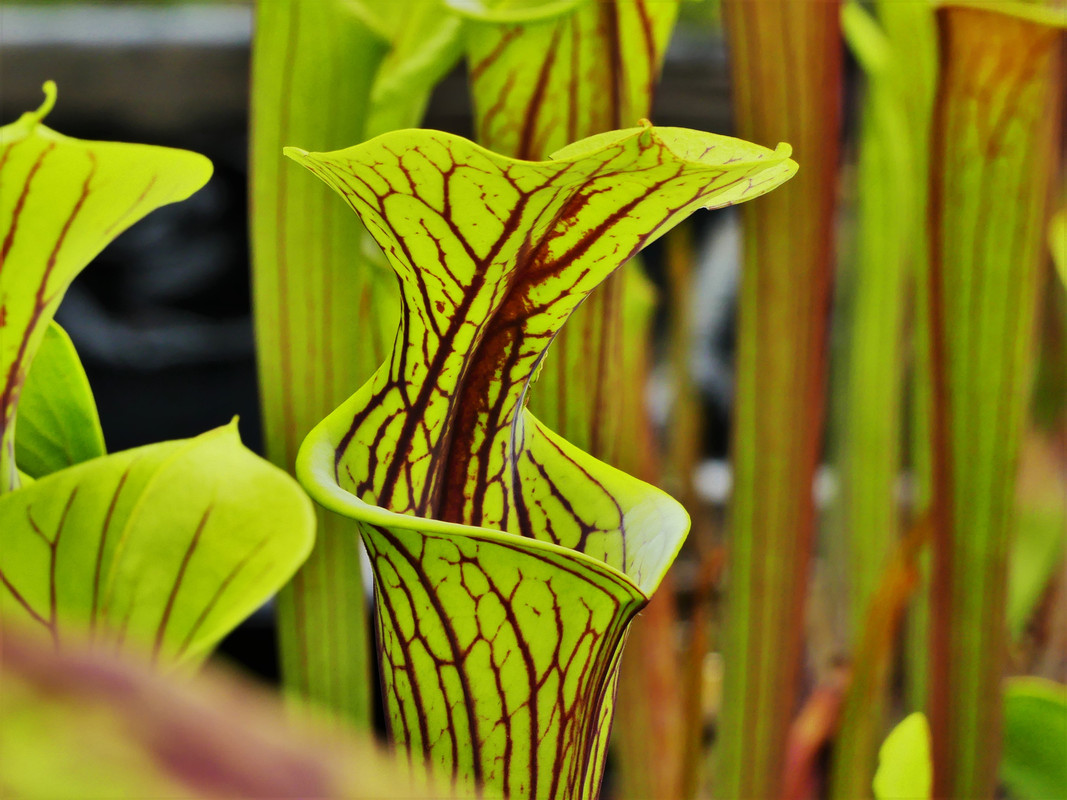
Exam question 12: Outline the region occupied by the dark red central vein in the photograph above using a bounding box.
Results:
[437,175,671,528]
[0,142,54,271]
[1,151,95,490]
[371,186,538,514]
[174,532,270,660]
[92,467,131,635]
[0,565,51,629]
[152,504,214,661]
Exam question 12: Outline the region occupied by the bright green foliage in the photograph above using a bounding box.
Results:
[0,88,314,669]
[15,322,105,479]
[0,83,212,494]
[1001,678,1067,800]
[293,125,795,798]
[353,0,465,138]
[0,422,314,667]
[872,713,932,800]
[925,7,1065,797]
[871,682,1067,800]
[251,0,463,724]
[1052,210,1066,288]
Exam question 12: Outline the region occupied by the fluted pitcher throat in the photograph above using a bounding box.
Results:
[294,124,796,799]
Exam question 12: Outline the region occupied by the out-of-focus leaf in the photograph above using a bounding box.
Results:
[14,322,104,479]
[445,0,585,24]
[354,0,465,136]
[714,1,843,796]
[871,683,1067,800]
[924,7,1065,795]
[1001,677,1067,800]
[0,625,454,799]
[872,713,932,800]
[1009,434,1067,638]
[1051,209,1066,288]
[0,422,314,667]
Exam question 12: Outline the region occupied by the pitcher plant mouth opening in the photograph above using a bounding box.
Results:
[290,123,795,798]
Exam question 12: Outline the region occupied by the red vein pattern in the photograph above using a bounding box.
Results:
[0,426,313,669]
[0,92,210,493]
[466,0,679,470]
[464,7,683,795]
[294,125,795,798]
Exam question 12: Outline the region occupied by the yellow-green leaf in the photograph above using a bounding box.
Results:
[0,423,314,668]
[0,83,212,493]
[1051,209,1066,288]
[1002,678,1067,800]
[15,322,104,479]
[873,713,932,800]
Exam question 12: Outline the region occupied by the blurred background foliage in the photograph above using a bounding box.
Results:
[0,1,1063,798]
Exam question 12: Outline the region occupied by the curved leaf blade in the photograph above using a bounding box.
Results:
[1002,678,1067,800]
[0,83,212,492]
[1051,209,1066,289]
[872,712,932,800]
[0,423,315,667]
[15,321,104,478]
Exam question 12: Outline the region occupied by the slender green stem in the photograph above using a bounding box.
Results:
[715,1,842,796]
[828,4,935,795]
[250,0,389,725]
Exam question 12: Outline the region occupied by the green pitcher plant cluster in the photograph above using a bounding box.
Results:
[0,85,314,667]
[7,1,1067,797]
[289,124,796,798]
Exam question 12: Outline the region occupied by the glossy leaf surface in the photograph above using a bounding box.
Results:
[0,423,315,667]
[14,321,104,479]
[0,83,212,493]
[294,125,795,798]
